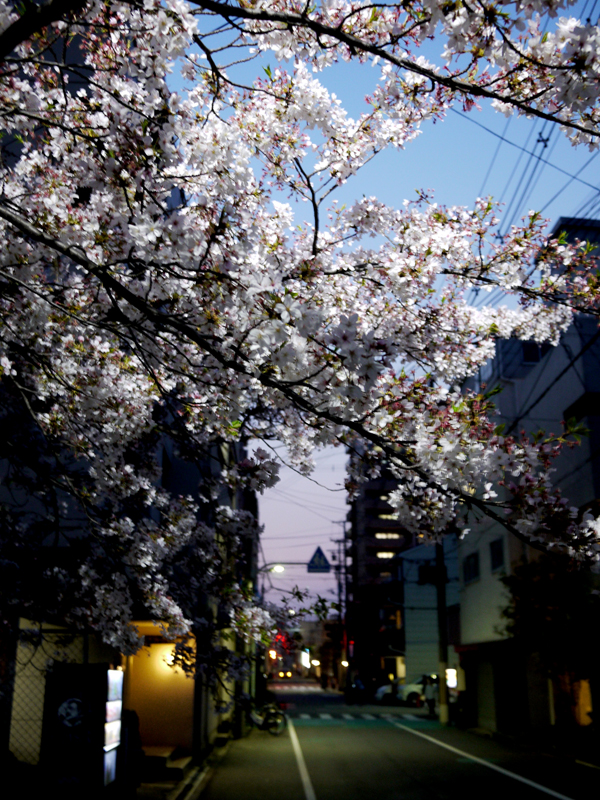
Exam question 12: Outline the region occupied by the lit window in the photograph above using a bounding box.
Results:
[463,552,480,584]
[380,572,392,580]
[378,512,396,520]
[490,538,504,572]
[376,551,395,559]
[375,532,401,539]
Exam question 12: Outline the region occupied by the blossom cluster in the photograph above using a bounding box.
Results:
[1,0,600,659]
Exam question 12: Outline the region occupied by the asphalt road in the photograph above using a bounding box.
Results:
[202,681,599,800]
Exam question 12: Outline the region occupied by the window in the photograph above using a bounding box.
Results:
[490,538,504,572]
[376,551,395,559]
[378,512,396,520]
[463,552,480,584]
[375,532,401,539]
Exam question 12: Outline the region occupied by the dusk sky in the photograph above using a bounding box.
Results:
[253,444,349,608]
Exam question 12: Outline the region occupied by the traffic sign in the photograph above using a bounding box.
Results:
[307,547,331,573]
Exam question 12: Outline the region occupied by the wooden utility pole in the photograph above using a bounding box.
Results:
[435,541,449,725]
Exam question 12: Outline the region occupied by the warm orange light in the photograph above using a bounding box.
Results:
[269,649,277,660]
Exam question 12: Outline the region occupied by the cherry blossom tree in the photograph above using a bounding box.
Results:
[1,0,600,664]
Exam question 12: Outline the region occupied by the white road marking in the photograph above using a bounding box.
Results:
[402,714,418,720]
[299,714,311,719]
[342,714,354,720]
[361,714,376,720]
[271,684,324,692]
[319,713,332,719]
[390,722,575,800]
[288,718,317,800]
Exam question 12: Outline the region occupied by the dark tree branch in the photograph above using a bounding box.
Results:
[191,0,599,138]
[0,0,88,62]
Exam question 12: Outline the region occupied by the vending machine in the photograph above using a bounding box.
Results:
[41,662,124,791]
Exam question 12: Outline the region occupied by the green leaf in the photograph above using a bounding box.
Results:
[483,385,502,399]
[494,423,506,436]
[263,64,273,80]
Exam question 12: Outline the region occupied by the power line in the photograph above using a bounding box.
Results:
[541,150,599,212]
[267,486,347,514]
[451,109,600,193]
[478,116,512,197]
[518,130,559,215]
[261,494,341,522]
[501,125,550,235]
[505,328,600,435]
[497,121,536,213]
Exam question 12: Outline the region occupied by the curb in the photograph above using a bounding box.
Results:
[166,765,213,800]
[166,739,232,800]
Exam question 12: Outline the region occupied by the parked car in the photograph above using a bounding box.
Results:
[375,675,431,706]
[375,673,458,706]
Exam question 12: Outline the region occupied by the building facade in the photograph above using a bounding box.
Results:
[457,217,600,735]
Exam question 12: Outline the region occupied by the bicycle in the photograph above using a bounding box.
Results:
[246,699,287,736]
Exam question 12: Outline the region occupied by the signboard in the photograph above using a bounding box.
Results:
[307,547,331,573]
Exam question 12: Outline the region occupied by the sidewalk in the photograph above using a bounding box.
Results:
[136,738,232,800]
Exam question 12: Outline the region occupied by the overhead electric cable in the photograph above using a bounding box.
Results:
[451,109,600,192]
[518,131,559,215]
[581,0,593,20]
[586,0,599,21]
[496,122,537,225]
[573,185,600,220]
[500,125,548,235]
[541,150,599,212]
[505,328,600,434]
[478,116,512,198]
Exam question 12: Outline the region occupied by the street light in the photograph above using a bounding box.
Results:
[341,660,349,668]
[258,561,310,573]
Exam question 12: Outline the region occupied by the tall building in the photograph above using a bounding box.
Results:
[345,468,414,691]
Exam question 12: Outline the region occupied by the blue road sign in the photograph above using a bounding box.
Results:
[307,546,331,573]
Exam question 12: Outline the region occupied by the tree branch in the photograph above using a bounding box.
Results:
[191,0,599,137]
[0,0,88,62]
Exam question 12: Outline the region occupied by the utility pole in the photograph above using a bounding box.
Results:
[330,536,345,621]
[435,541,449,725]
[331,520,348,622]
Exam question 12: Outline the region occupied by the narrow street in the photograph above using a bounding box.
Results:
[203,681,598,800]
